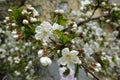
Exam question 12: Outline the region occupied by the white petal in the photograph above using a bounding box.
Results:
[46,58,52,65]
[52,23,64,30]
[71,56,81,64]
[35,33,42,40]
[67,62,75,70]
[35,26,41,33]
[62,48,69,56]
[41,21,52,30]
[58,57,67,65]
[70,50,79,55]
[59,67,67,75]
[52,23,59,30]
[38,49,44,57]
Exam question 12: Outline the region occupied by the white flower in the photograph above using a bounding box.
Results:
[21,9,28,15]
[7,56,12,62]
[95,28,104,36]
[26,75,31,80]
[33,9,39,17]
[14,71,21,76]
[84,43,94,57]
[86,11,92,17]
[40,57,52,66]
[3,20,7,23]
[94,63,101,72]
[12,30,17,34]
[5,17,10,21]
[38,49,44,57]
[14,57,20,64]
[8,9,12,12]
[112,3,117,6]
[35,33,41,40]
[11,23,17,27]
[12,30,19,38]
[28,60,32,66]
[58,48,81,70]
[71,22,78,32]
[81,0,91,6]
[0,53,6,58]
[106,19,110,23]
[96,63,101,67]
[35,21,52,42]
[76,27,82,34]
[89,41,99,49]
[102,2,106,5]
[12,32,17,36]
[15,47,19,51]
[24,42,31,46]
[26,4,34,10]
[22,19,29,24]
[113,7,119,11]
[112,31,119,37]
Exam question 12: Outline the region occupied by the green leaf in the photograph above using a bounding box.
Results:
[11,7,23,21]
[54,30,70,44]
[100,59,109,69]
[112,11,120,22]
[57,16,67,26]
[69,33,77,39]
[112,57,117,64]
[22,27,35,40]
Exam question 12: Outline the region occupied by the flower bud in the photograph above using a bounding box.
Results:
[30,17,37,23]
[54,9,64,14]
[21,10,28,15]
[8,9,12,12]
[33,10,39,17]
[38,49,44,57]
[5,17,10,21]
[11,23,17,27]
[14,71,21,76]
[23,19,29,25]
[40,57,52,66]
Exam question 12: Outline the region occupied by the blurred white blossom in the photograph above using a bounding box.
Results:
[35,21,52,43]
[40,57,52,66]
[58,48,81,70]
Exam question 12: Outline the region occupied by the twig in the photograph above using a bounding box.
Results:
[62,14,111,32]
[77,13,111,26]
[62,13,111,32]
[81,64,100,80]
[89,0,100,18]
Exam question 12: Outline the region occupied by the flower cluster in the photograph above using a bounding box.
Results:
[0,1,120,80]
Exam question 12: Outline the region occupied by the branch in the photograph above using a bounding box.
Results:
[81,64,100,80]
[77,13,111,26]
[77,0,111,26]
[89,0,100,18]
[62,13,111,32]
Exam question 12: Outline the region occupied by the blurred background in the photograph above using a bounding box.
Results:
[0,0,120,21]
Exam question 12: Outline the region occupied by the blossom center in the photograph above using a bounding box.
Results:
[42,30,48,35]
[66,53,72,60]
